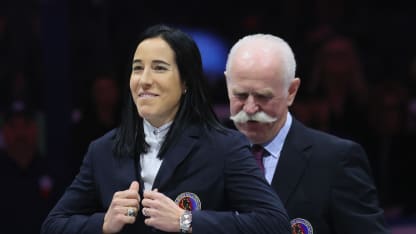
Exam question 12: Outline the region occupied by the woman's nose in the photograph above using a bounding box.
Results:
[139,68,153,86]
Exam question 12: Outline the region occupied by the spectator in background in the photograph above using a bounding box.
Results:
[0,104,61,234]
[1,69,42,116]
[304,35,369,142]
[224,33,389,233]
[70,73,121,177]
[364,80,415,219]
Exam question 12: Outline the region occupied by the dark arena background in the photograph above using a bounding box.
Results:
[0,0,415,233]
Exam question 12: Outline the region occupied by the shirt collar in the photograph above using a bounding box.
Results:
[143,119,172,145]
[264,112,292,158]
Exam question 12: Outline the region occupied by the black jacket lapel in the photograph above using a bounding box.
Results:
[271,119,311,205]
[152,125,199,190]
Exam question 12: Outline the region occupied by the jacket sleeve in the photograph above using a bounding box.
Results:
[330,141,391,234]
[41,141,105,234]
[191,133,291,234]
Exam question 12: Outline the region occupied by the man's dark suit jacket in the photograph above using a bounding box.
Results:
[42,124,291,234]
[271,118,390,233]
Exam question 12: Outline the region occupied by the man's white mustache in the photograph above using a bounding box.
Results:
[230,111,278,123]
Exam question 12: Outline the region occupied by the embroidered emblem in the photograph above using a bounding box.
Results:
[175,192,201,211]
[290,218,313,234]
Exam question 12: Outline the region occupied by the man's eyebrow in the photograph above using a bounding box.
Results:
[232,89,247,93]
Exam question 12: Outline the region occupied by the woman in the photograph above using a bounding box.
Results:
[41,24,290,234]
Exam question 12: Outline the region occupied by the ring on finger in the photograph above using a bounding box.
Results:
[142,208,149,217]
[126,207,136,217]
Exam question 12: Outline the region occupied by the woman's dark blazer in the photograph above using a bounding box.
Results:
[42,124,291,234]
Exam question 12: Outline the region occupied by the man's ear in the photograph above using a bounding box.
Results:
[287,77,301,107]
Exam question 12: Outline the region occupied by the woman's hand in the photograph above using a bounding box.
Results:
[142,189,185,232]
[103,181,140,234]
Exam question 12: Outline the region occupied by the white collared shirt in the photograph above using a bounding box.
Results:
[141,120,171,191]
[262,112,292,184]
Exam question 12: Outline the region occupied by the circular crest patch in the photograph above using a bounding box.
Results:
[290,218,313,234]
[175,192,201,211]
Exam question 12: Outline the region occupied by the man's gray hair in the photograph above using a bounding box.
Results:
[225,34,296,87]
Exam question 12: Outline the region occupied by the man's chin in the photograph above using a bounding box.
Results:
[242,130,264,144]
[237,121,267,132]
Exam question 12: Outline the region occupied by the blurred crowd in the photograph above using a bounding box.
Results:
[1,0,415,233]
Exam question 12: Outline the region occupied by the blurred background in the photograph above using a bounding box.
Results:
[0,0,415,233]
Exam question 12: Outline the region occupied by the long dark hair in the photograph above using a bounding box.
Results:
[113,24,225,158]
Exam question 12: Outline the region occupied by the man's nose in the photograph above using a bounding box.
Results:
[243,96,259,115]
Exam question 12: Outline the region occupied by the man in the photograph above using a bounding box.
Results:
[0,104,61,234]
[224,34,390,233]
